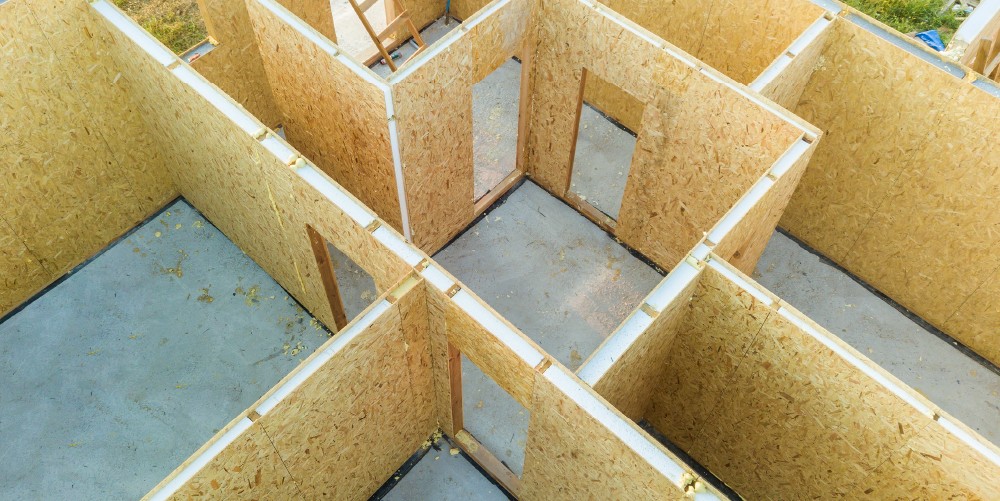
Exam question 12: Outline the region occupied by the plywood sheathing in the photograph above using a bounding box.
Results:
[248,0,404,232]
[527,0,804,271]
[0,0,175,313]
[450,0,494,21]
[190,0,282,126]
[782,19,1000,367]
[394,274,438,435]
[589,263,704,421]
[275,0,337,41]
[711,138,816,275]
[521,369,690,501]
[424,279,458,436]
[756,15,835,111]
[646,266,773,451]
[392,0,534,252]
[581,67,644,132]
[96,6,411,330]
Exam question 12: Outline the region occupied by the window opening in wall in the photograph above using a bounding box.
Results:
[114,0,215,56]
[306,225,379,330]
[567,69,642,222]
[472,57,522,203]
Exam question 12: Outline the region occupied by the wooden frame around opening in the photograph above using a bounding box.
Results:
[306,224,350,331]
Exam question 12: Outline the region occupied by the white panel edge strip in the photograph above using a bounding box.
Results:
[938,417,1000,468]
[92,0,175,66]
[577,310,654,385]
[452,290,544,366]
[372,226,423,265]
[171,66,260,134]
[691,243,713,261]
[750,54,793,92]
[296,166,376,227]
[804,0,843,14]
[770,138,812,178]
[698,68,812,136]
[705,177,775,245]
[256,300,391,415]
[420,264,455,292]
[776,306,935,418]
[592,6,663,48]
[252,0,388,91]
[386,118,412,241]
[787,16,833,56]
[546,367,688,485]
[665,47,699,68]
[954,0,1000,43]
[147,417,254,501]
[389,0,514,83]
[645,261,701,311]
[706,259,773,305]
[259,136,296,164]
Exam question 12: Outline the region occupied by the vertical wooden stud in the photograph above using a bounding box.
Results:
[306,225,349,331]
[563,67,588,197]
[448,342,464,433]
[516,37,535,175]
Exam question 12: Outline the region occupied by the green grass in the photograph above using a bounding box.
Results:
[113,0,208,55]
[842,0,963,44]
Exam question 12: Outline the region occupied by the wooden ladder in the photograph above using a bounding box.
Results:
[348,0,427,72]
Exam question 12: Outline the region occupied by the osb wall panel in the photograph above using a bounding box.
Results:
[590,267,703,421]
[781,20,959,263]
[259,297,432,500]
[450,0,493,21]
[645,267,771,451]
[712,140,815,275]
[757,17,834,111]
[699,0,825,85]
[393,0,532,252]
[0,0,174,314]
[841,81,1000,330]
[597,0,709,59]
[944,267,1000,365]
[527,0,802,271]
[424,280,456,436]
[842,420,1000,499]
[276,0,336,41]
[191,0,281,126]
[441,287,537,408]
[248,0,403,232]
[521,369,688,501]
[97,9,411,331]
[395,276,437,433]
[402,0,448,37]
[687,310,931,500]
[163,421,304,500]
[581,71,643,133]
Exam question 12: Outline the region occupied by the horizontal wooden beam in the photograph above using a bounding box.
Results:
[455,429,522,498]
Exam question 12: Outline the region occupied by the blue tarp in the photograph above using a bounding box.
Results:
[916,30,946,52]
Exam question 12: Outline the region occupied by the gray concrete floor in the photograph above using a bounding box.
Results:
[472,58,521,201]
[569,103,636,220]
[327,242,379,321]
[433,181,662,477]
[754,231,1000,444]
[370,17,459,78]
[382,436,510,501]
[0,199,331,500]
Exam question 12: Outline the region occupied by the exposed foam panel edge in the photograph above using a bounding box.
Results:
[770,138,812,178]
[846,13,965,79]
[420,264,455,292]
[972,78,1000,98]
[386,117,412,241]
[691,243,713,261]
[451,290,544,366]
[803,0,842,13]
[296,166,376,227]
[706,178,775,245]
[937,417,1000,469]
[698,69,812,136]
[705,259,773,305]
[256,300,392,415]
[147,417,254,501]
[171,66,260,134]
[259,136,295,163]
[372,226,422,265]
[750,55,793,92]
[92,0,175,66]
[546,366,689,486]
[788,16,833,55]
[776,306,935,418]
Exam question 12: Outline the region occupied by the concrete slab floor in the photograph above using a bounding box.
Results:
[370,17,459,78]
[381,436,511,501]
[327,242,379,321]
[473,58,521,201]
[569,103,637,220]
[754,230,1000,443]
[0,198,331,500]
[434,181,662,477]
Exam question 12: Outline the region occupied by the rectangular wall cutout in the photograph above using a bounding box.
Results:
[472,57,523,202]
[307,225,379,331]
[568,70,641,222]
[117,0,214,55]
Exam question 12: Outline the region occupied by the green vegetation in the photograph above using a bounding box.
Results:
[842,0,964,44]
[114,0,208,55]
